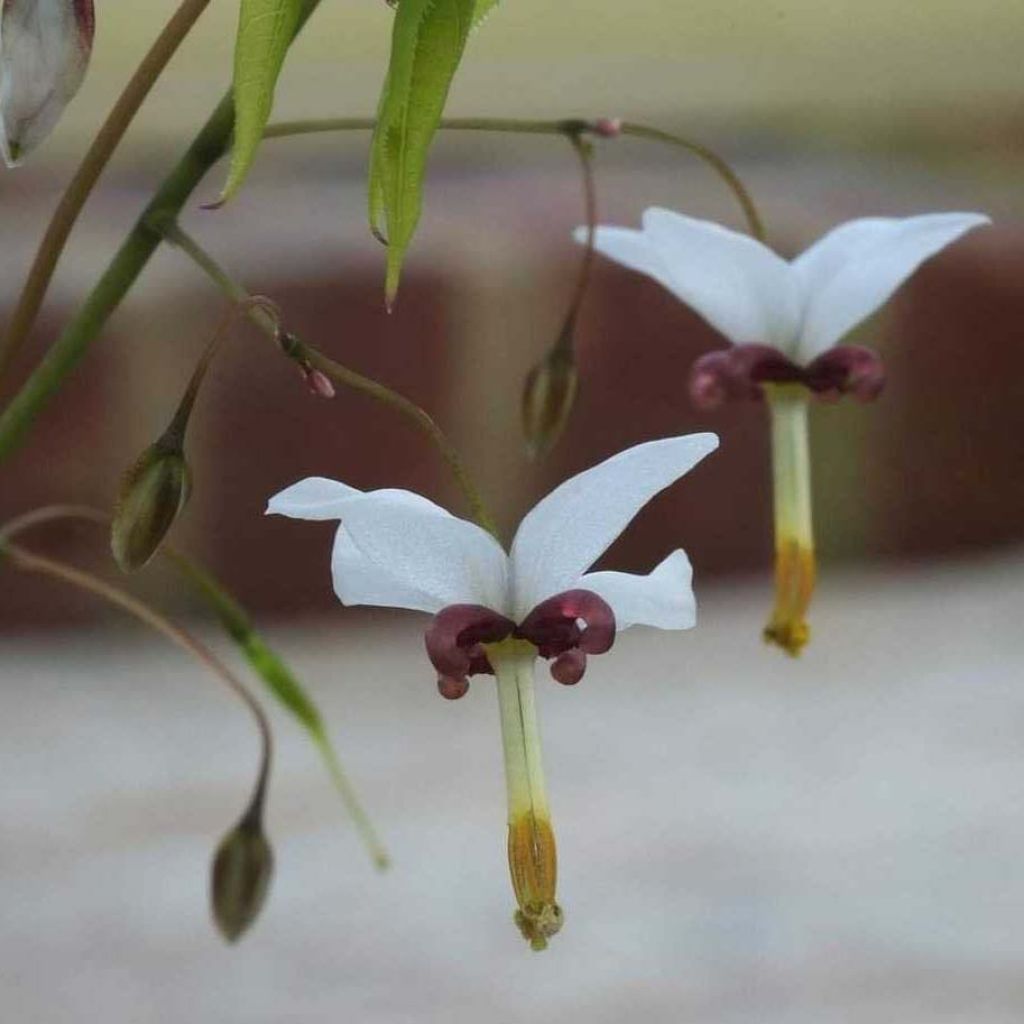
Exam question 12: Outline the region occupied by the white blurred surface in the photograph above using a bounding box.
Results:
[2,554,1024,1022]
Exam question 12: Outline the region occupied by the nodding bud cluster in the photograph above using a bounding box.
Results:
[521,340,578,459]
[689,343,885,410]
[110,438,191,572]
[210,814,274,943]
[0,0,95,166]
[425,589,616,698]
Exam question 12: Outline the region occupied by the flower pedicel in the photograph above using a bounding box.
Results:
[582,209,990,655]
[268,432,718,949]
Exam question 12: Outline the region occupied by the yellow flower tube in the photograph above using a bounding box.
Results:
[486,637,563,951]
[763,384,815,656]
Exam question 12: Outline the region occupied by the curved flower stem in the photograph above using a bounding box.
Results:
[156,219,499,538]
[0,105,759,467]
[0,0,326,466]
[564,130,598,334]
[0,0,215,380]
[0,502,389,867]
[763,384,815,656]
[0,538,272,811]
[485,638,561,952]
[262,116,764,241]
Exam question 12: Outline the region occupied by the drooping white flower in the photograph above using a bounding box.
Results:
[580,208,989,370]
[267,432,717,949]
[578,208,989,656]
[0,0,94,167]
[268,432,718,676]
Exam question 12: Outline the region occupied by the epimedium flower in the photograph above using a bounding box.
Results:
[0,0,94,167]
[581,208,990,656]
[267,432,718,949]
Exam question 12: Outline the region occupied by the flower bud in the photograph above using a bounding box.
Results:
[521,342,578,459]
[210,815,274,943]
[110,440,191,572]
[0,0,95,166]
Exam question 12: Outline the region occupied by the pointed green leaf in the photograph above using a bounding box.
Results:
[370,0,477,305]
[168,553,388,867]
[472,0,500,26]
[220,0,304,205]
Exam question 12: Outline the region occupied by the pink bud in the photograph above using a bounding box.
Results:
[304,368,336,399]
[0,0,94,167]
[592,117,622,139]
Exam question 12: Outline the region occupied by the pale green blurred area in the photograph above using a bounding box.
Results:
[59,0,1023,158]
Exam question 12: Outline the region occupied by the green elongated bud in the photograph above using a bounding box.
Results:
[210,813,274,943]
[110,438,191,572]
[521,334,578,460]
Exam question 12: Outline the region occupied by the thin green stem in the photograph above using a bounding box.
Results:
[0,502,389,867]
[262,116,765,240]
[0,0,325,465]
[562,131,597,339]
[0,0,215,380]
[157,221,499,538]
[0,104,761,469]
[0,538,272,810]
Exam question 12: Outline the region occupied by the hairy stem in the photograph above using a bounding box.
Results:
[0,0,215,379]
[157,220,498,537]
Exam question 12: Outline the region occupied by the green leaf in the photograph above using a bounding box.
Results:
[370,0,477,306]
[220,0,304,206]
[169,552,389,868]
[472,0,500,26]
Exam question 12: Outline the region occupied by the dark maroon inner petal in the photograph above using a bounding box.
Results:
[805,345,886,402]
[689,342,885,407]
[550,650,587,685]
[424,604,516,679]
[517,589,616,658]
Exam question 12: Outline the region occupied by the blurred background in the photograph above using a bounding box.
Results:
[1,1,1023,1020]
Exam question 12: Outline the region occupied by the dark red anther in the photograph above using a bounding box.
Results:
[517,589,616,658]
[437,675,470,700]
[425,604,516,681]
[551,650,587,685]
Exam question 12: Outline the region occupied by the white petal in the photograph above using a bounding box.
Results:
[794,212,990,361]
[509,433,718,619]
[266,477,362,521]
[580,549,695,631]
[331,489,509,613]
[640,208,801,351]
[577,225,678,295]
[330,525,441,614]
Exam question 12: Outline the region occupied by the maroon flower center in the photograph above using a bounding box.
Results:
[424,590,616,699]
[689,343,885,409]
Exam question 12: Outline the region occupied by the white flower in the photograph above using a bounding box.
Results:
[268,431,717,948]
[578,208,990,366]
[0,0,94,167]
[267,432,718,637]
